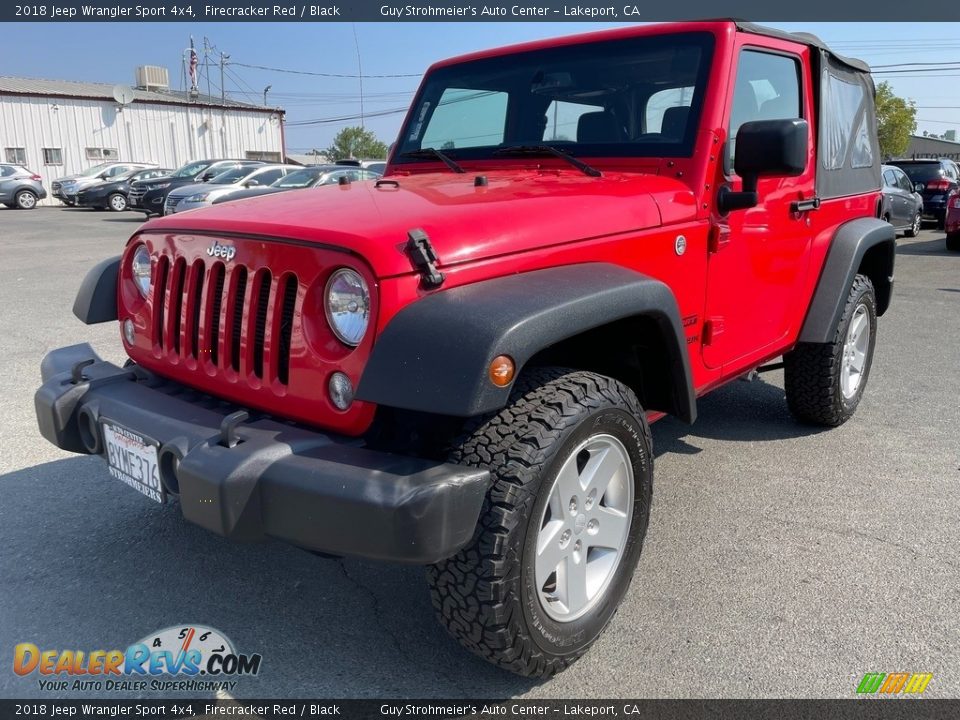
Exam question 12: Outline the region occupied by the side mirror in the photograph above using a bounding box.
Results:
[914,183,923,193]
[245,179,260,187]
[718,118,809,215]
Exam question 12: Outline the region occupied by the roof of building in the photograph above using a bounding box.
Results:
[0,75,283,113]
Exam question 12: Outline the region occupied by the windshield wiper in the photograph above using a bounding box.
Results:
[492,145,601,177]
[400,147,465,174]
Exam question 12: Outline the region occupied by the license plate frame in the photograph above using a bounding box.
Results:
[100,419,165,504]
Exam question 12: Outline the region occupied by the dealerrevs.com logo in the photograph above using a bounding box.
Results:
[13,625,262,693]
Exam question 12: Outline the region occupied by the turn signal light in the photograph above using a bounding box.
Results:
[489,355,515,387]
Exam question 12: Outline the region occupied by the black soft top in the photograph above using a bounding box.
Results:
[735,21,871,74]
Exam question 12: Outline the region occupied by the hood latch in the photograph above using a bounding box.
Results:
[405,229,445,289]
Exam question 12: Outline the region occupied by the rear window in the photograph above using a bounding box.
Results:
[894,163,944,183]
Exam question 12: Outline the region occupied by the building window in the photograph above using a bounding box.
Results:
[245,151,282,162]
[5,148,27,165]
[85,147,119,160]
[42,148,63,165]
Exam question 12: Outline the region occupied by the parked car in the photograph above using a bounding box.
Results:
[211,165,383,206]
[164,164,300,214]
[945,189,960,251]
[37,21,895,678]
[887,158,959,229]
[0,163,47,209]
[52,162,157,206]
[879,164,923,237]
[75,167,173,212]
[332,158,387,175]
[128,160,263,216]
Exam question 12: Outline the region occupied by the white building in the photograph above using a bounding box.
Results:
[0,67,285,205]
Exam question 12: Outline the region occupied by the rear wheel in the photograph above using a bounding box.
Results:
[905,212,921,238]
[427,367,652,678]
[107,193,127,212]
[15,190,37,210]
[784,274,877,426]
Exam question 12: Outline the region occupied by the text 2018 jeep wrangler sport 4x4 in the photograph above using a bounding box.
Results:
[36,21,894,677]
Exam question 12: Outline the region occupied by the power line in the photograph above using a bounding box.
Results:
[872,60,960,68]
[229,61,421,79]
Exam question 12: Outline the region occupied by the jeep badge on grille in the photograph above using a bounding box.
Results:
[207,241,236,262]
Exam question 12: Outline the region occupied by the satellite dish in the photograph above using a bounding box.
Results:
[112,84,135,106]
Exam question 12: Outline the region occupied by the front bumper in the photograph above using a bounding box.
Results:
[35,344,490,564]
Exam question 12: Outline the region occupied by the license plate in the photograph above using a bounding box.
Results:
[101,420,165,503]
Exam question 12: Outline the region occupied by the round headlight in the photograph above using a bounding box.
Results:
[324,268,370,347]
[131,245,152,299]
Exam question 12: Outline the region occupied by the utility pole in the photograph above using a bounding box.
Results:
[352,24,365,130]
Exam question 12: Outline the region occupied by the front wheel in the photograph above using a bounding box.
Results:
[905,212,921,238]
[107,193,127,212]
[784,274,877,426]
[427,368,652,678]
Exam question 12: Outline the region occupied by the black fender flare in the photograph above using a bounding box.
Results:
[73,256,120,325]
[799,218,895,344]
[356,263,696,423]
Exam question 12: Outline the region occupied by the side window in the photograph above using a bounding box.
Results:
[897,170,913,193]
[645,86,694,135]
[728,50,801,168]
[253,168,283,185]
[0,165,15,177]
[882,169,897,188]
[417,88,508,150]
[945,162,959,182]
[542,100,600,142]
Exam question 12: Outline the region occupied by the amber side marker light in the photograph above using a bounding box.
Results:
[489,355,515,387]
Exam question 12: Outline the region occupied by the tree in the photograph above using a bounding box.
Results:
[325,126,389,160]
[875,82,917,159]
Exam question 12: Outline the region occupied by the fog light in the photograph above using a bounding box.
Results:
[328,372,354,410]
[489,355,515,387]
[122,318,136,345]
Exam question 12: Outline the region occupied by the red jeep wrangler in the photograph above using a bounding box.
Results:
[36,21,894,677]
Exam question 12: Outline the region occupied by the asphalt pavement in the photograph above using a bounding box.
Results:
[1,206,957,699]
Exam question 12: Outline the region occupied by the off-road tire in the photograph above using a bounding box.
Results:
[947,234,960,252]
[426,367,653,678]
[784,274,877,426]
[15,190,37,210]
[905,212,921,238]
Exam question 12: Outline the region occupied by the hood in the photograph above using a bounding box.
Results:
[167,182,225,199]
[143,169,697,278]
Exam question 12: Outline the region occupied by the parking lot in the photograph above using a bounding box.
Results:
[0,206,957,699]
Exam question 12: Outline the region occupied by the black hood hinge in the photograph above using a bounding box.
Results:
[404,228,445,289]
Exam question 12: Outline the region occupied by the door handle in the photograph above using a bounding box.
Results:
[791,197,821,213]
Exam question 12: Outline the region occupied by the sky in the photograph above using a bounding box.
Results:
[3,21,959,151]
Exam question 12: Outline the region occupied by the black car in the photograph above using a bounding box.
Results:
[211,165,382,206]
[75,167,172,212]
[127,159,263,216]
[888,158,959,229]
[880,164,924,238]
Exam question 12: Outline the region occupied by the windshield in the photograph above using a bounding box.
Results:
[208,167,251,184]
[395,32,714,165]
[171,160,211,178]
[272,168,324,188]
[895,163,945,184]
[77,162,114,177]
